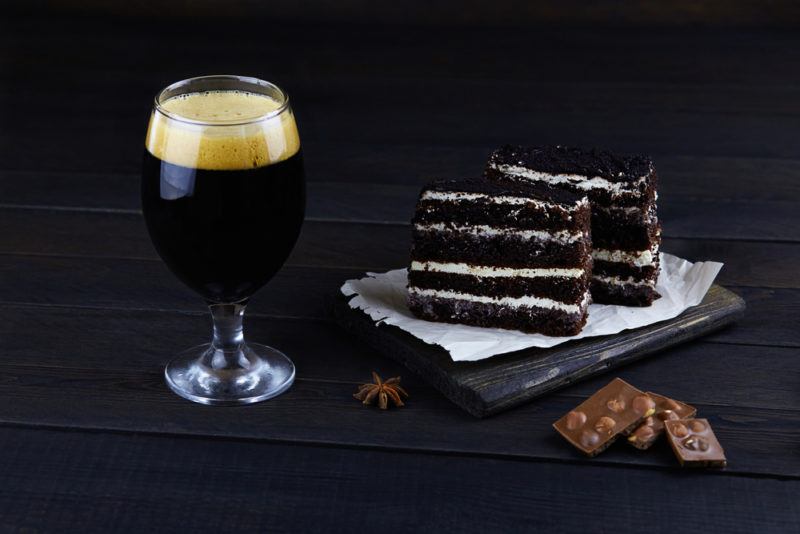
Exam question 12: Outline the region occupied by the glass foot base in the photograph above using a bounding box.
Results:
[165,342,295,406]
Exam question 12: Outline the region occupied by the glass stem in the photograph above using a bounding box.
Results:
[207,303,249,369]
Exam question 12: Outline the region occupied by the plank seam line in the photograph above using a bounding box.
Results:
[1,300,799,350]
[0,358,797,412]
[0,203,141,215]
[0,300,326,322]
[1,204,797,244]
[0,251,382,272]
[0,420,796,482]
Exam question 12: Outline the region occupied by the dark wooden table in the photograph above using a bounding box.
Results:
[1,12,799,533]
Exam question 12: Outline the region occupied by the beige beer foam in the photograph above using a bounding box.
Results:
[146,90,300,170]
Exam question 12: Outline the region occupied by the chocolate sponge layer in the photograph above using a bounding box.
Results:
[590,280,660,307]
[411,230,591,269]
[408,294,588,336]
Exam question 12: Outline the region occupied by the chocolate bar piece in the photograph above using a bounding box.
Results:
[627,392,697,450]
[665,418,727,468]
[553,378,656,457]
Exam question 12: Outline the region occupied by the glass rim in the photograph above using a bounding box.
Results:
[153,74,291,127]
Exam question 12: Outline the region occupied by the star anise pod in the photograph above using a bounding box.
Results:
[353,372,409,409]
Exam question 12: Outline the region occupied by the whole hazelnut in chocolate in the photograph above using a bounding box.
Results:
[633,424,655,441]
[663,399,681,411]
[689,420,707,432]
[565,410,587,430]
[580,429,600,448]
[672,423,689,438]
[594,416,616,435]
[632,395,656,416]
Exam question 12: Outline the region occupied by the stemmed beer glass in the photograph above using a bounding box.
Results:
[141,75,305,405]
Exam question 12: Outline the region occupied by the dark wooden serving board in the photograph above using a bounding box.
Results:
[331,285,746,418]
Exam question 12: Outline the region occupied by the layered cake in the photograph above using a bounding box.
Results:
[407,177,592,336]
[485,145,661,306]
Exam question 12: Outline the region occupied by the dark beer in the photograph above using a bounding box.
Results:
[141,88,305,304]
[142,151,305,303]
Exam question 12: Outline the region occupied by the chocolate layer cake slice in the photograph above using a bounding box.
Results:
[407,177,592,336]
[485,145,661,306]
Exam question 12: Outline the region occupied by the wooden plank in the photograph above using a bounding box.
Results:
[0,304,797,476]
[0,209,797,288]
[332,286,746,417]
[5,48,800,173]
[2,101,798,176]
[3,154,800,211]
[7,304,795,408]
[3,173,799,241]
[0,254,795,348]
[4,24,800,175]
[704,287,800,348]
[7,78,800,123]
[5,78,800,131]
[0,427,796,534]
[8,1,800,27]
[0,361,796,478]
[5,18,800,87]
[0,255,357,319]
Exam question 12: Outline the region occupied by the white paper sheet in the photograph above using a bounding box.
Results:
[340,253,723,362]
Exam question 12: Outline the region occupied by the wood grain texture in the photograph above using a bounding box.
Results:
[6,17,800,86]
[9,0,800,27]
[332,286,746,417]
[1,427,797,534]
[1,304,796,412]
[3,154,800,209]
[3,97,798,173]
[4,18,800,177]
[0,254,795,347]
[1,209,797,288]
[1,303,796,477]
[2,174,798,241]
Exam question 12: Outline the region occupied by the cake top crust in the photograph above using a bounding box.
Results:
[423,177,587,207]
[487,145,654,182]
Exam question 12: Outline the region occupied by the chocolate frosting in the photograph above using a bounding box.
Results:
[487,145,654,182]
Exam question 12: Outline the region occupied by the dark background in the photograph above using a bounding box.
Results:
[1,1,799,532]
[9,0,800,26]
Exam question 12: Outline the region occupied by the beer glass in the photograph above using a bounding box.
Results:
[142,75,305,405]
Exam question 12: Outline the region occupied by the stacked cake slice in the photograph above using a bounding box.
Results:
[407,177,592,336]
[485,145,661,306]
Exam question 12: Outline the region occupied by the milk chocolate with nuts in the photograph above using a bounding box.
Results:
[553,378,656,457]
[664,418,727,468]
[627,392,697,450]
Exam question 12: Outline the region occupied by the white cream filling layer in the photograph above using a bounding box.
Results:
[420,190,584,211]
[593,274,656,288]
[408,287,590,314]
[591,245,659,267]
[414,223,585,243]
[489,163,647,195]
[410,260,585,278]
